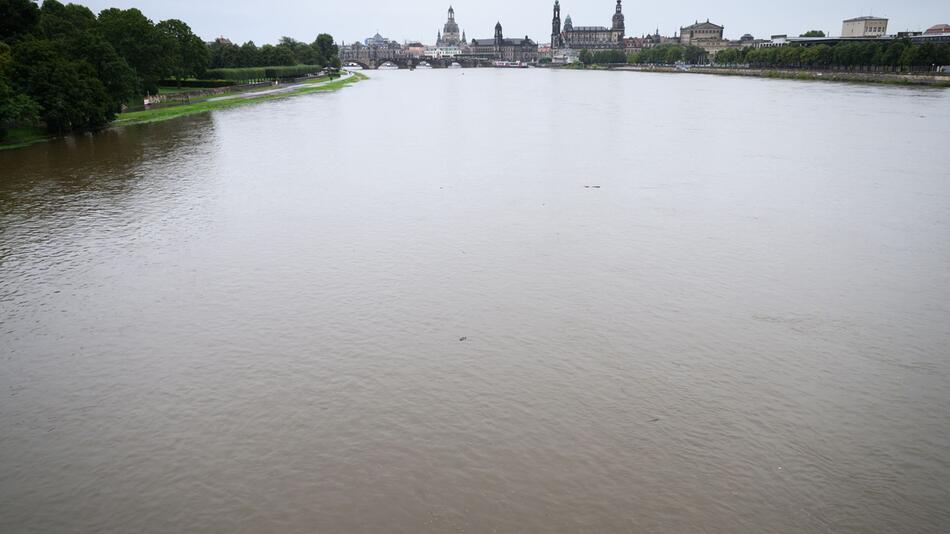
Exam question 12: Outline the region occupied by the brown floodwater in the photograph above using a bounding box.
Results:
[1,69,949,533]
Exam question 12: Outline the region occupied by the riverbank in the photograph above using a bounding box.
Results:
[0,127,50,151]
[115,72,366,127]
[0,72,367,151]
[611,65,950,87]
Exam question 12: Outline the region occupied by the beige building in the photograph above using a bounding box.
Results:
[841,16,889,37]
[680,20,730,56]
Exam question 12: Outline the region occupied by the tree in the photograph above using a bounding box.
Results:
[683,45,706,65]
[0,41,39,140]
[156,19,209,84]
[882,41,906,67]
[800,30,826,38]
[579,49,592,65]
[209,39,240,68]
[98,7,169,93]
[12,38,114,134]
[313,33,339,67]
[260,44,294,66]
[664,45,683,63]
[237,41,259,67]
[715,48,739,65]
[0,0,40,43]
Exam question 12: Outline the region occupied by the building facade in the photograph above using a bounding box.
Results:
[364,33,392,47]
[551,0,626,51]
[469,22,539,63]
[679,20,731,56]
[624,29,676,53]
[912,24,950,44]
[842,17,889,38]
[436,6,466,46]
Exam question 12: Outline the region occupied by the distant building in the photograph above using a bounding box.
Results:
[406,42,426,58]
[912,24,950,44]
[753,35,789,48]
[624,30,675,53]
[364,33,392,47]
[468,22,539,63]
[551,0,626,51]
[424,46,462,59]
[680,20,731,56]
[842,16,889,38]
[436,6,465,47]
[680,20,724,44]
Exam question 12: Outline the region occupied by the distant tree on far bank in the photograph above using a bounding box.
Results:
[627,44,708,65]
[579,48,626,66]
[713,40,950,70]
[210,33,340,70]
[800,30,826,38]
[0,41,39,140]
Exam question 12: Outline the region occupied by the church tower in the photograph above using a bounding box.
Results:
[441,6,461,46]
[551,1,562,49]
[611,0,625,44]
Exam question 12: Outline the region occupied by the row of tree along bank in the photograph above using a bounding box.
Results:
[0,0,340,143]
[575,41,950,72]
[716,41,950,70]
[209,36,340,70]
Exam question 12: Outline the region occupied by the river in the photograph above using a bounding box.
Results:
[1,69,949,533]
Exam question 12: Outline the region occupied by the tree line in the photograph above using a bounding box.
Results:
[577,44,711,66]
[209,36,339,70]
[0,0,339,141]
[576,40,950,70]
[715,40,950,70]
[627,44,708,65]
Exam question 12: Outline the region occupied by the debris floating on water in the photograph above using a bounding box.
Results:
[459,337,468,342]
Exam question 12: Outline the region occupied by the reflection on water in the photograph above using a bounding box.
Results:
[1,70,949,533]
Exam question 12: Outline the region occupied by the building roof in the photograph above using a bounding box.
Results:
[844,16,888,22]
[471,38,536,46]
[681,21,724,30]
[926,24,950,34]
[571,26,609,32]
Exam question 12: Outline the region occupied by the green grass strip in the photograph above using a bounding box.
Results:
[0,127,51,151]
[115,73,366,127]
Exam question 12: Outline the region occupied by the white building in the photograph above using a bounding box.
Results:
[842,17,889,38]
[424,46,462,59]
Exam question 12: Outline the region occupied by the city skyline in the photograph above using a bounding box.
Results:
[69,0,948,45]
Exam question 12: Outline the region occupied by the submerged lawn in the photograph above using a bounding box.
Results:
[0,127,51,151]
[116,73,365,127]
[1,74,365,152]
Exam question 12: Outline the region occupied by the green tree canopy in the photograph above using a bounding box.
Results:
[157,19,209,83]
[0,0,41,43]
[0,41,40,140]
[98,7,169,93]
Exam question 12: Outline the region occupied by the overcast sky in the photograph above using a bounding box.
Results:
[70,0,947,45]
